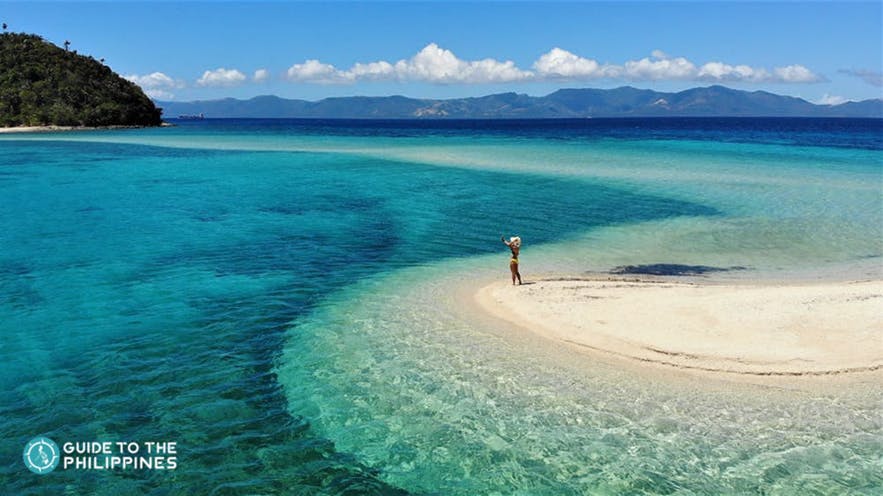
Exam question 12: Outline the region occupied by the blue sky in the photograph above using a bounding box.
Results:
[3,1,881,103]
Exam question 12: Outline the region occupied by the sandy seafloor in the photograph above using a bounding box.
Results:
[277,251,883,495]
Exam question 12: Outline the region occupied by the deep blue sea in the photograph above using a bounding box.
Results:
[1,118,881,495]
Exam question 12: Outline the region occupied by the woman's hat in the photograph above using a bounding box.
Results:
[509,236,521,247]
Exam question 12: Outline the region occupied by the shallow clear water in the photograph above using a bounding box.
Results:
[1,118,881,495]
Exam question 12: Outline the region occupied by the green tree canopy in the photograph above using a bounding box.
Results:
[0,33,162,127]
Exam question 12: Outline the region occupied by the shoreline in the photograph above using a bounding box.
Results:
[0,123,171,134]
[475,274,883,381]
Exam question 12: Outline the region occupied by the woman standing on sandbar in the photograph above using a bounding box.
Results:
[501,235,522,285]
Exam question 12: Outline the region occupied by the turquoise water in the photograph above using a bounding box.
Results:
[1,119,881,494]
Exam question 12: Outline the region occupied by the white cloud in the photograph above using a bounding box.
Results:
[253,69,270,83]
[124,72,184,89]
[695,61,821,84]
[394,43,533,83]
[144,89,175,100]
[127,47,828,95]
[773,64,822,83]
[698,62,769,82]
[280,45,822,86]
[197,68,247,87]
[623,51,697,80]
[533,48,613,79]
[286,43,532,84]
[286,60,350,83]
[349,60,396,80]
[533,49,822,84]
[124,72,184,100]
[816,94,849,106]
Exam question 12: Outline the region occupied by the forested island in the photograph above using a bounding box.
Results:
[0,32,162,128]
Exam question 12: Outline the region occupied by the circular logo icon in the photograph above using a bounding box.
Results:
[23,437,60,475]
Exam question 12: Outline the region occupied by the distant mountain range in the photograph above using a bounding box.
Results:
[157,85,883,119]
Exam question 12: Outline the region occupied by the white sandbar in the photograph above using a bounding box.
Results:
[476,276,883,377]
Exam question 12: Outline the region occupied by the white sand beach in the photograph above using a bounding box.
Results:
[0,124,162,134]
[0,125,90,133]
[476,276,883,378]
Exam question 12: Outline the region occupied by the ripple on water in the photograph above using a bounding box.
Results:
[278,260,883,495]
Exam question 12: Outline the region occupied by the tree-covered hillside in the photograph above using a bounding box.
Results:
[0,32,162,127]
